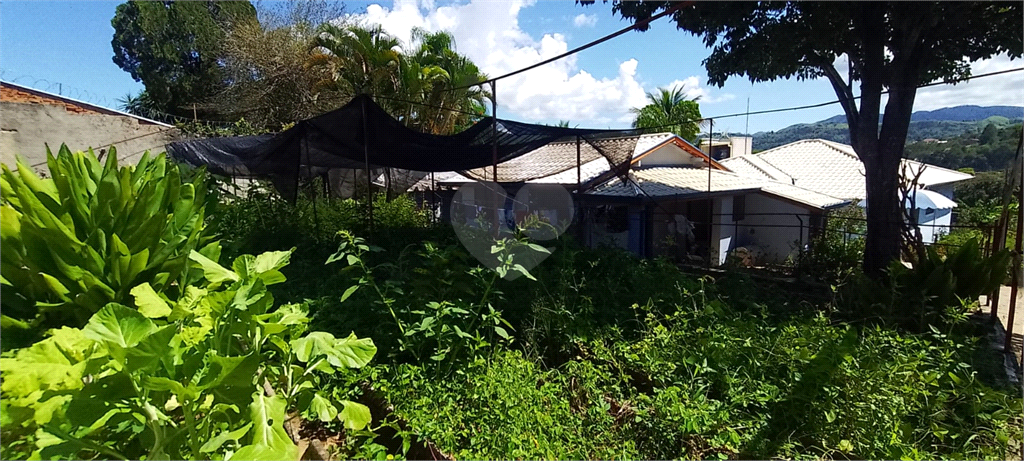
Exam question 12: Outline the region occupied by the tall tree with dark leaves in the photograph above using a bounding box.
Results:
[600,1,1023,276]
[111,1,257,119]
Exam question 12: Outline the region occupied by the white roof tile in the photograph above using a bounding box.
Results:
[719,139,973,200]
[589,167,848,209]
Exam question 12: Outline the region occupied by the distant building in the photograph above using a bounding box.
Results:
[721,139,973,243]
[1,81,180,172]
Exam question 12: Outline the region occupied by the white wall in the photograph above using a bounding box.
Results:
[927,183,955,201]
[1,102,180,173]
[733,193,814,264]
[711,196,734,266]
[919,207,953,243]
[635,144,705,168]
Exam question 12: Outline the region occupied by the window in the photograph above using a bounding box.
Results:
[732,195,746,221]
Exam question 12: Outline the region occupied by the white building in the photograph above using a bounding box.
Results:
[720,139,973,243]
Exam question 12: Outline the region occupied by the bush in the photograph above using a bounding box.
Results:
[1,146,214,335]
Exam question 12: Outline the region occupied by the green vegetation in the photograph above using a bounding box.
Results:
[0,247,376,460]
[3,150,1021,460]
[1,146,212,339]
[111,0,258,119]
[905,123,1022,172]
[631,86,704,142]
[752,116,1022,154]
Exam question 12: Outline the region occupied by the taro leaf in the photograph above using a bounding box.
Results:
[204,353,260,408]
[230,393,298,461]
[142,376,201,403]
[125,324,176,373]
[307,393,338,423]
[82,303,158,352]
[338,400,372,431]
[66,372,136,428]
[290,332,377,369]
[0,327,95,399]
[255,303,309,337]
[190,250,239,285]
[200,422,253,453]
[130,282,171,318]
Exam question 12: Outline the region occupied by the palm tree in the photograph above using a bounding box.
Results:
[308,23,402,98]
[307,26,487,135]
[631,86,704,141]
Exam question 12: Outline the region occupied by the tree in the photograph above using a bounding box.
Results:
[111,1,257,118]
[212,3,344,129]
[630,86,703,141]
[979,123,999,145]
[307,25,488,135]
[603,2,1023,276]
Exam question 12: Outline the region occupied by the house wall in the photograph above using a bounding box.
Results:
[635,144,705,168]
[918,207,953,243]
[711,196,734,266]
[927,183,955,201]
[733,193,814,264]
[1,94,179,172]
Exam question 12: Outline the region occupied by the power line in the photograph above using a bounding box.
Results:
[446,1,693,92]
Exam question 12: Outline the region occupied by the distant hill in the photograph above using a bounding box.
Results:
[750,105,1023,150]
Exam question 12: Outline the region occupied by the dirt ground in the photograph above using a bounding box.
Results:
[980,285,1024,366]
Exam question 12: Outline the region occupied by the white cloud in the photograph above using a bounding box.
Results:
[352,0,733,126]
[910,54,1024,111]
[572,13,597,28]
[663,77,736,104]
[352,0,654,126]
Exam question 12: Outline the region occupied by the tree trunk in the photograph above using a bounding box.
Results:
[861,154,904,275]
[860,79,919,277]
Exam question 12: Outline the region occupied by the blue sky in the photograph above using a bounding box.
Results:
[3,0,1022,135]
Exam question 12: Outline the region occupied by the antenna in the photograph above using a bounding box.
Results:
[745,97,750,135]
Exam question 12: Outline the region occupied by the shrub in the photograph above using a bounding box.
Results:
[0,247,376,460]
[1,145,213,334]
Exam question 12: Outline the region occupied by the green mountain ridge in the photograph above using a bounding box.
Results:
[748,106,1023,151]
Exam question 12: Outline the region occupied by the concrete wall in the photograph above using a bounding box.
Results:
[711,196,734,266]
[1,99,180,173]
[635,144,705,168]
[919,207,953,243]
[734,193,814,264]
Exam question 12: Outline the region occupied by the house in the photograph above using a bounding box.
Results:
[417,133,848,266]
[720,139,973,243]
[1,81,179,171]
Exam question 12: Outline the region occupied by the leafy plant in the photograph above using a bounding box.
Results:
[0,248,376,460]
[1,145,213,334]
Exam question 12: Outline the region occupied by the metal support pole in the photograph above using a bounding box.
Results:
[491,80,498,182]
[490,81,500,237]
[362,96,374,232]
[706,118,714,270]
[576,135,582,191]
[1004,171,1022,351]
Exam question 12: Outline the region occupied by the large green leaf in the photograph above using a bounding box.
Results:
[338,400,372,431]
[82,303,159,350]
[190,250,239,285]
[307,393,338,423]
[130,282,171,318]
[290,332,377,369]
[230,393,298,461]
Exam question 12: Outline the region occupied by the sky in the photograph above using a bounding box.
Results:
[2,0,1023,135]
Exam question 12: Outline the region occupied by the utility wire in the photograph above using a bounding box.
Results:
[446,1,693,92]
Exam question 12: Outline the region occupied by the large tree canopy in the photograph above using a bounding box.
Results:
[604,1,1022,275]
[111,0,257,118]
